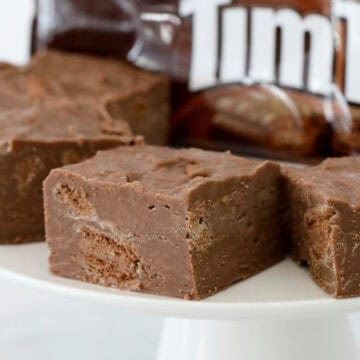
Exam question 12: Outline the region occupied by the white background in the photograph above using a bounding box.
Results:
[0,1,359,359]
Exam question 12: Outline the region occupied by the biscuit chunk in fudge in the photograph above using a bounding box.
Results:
[0,101,138,244]
[284,157,360,298]
[44,146,285,299]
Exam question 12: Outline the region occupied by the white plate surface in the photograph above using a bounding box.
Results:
[0,242,359,320]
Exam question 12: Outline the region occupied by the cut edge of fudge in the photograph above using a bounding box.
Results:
[283,157,360,298]
[44,145,285,299]
[103,82,170,145]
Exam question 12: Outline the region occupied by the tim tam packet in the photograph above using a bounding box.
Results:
[33,0,360,161]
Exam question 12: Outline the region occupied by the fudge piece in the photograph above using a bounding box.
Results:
[27,51,170,144]
[0,59,88,113]
[0,61,69,112]
[0,100,139,244]
[104,88,169,148]
[0,62,17,73]
[174,85,331,157]
[0,51,169,144]
[44,145,285,299]
[283,157,360,298]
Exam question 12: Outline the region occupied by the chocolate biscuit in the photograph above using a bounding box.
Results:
[174,85,331,157]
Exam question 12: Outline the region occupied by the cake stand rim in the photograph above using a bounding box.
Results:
[0,242,359,320]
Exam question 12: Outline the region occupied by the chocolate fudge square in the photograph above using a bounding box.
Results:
[0,51,169,144]
[27,51,170,144]
[284,157,360,298]
[44,146,285,299]
[0,101,138,244]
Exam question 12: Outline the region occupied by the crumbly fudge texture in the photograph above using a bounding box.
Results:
[0,51,170,144]
[283,157,360,298]
[44,145,285,299]
[0,100,138,244]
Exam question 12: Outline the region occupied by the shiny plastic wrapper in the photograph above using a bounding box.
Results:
[33,0,360,161]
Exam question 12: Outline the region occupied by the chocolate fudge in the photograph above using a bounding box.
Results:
[44,146,285,299]
[26,51,170,144]
[283,157,360,298]
[0,64,64,111]
[0,51,169,144]
[0,100,139,244]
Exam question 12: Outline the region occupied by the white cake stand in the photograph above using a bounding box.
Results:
[0,243,359,360]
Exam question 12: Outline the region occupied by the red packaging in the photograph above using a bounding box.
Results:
[33,0,360,161]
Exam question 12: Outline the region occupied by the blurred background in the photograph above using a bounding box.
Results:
[0,2,359,359]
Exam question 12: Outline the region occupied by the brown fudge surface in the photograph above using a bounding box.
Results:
[44,145,285,299]
[0,51,170,144]
[0,65,57,111]
[27,51,170,144]
[0,62,16,72]
[283,156,360,298]
[0,100,139,244]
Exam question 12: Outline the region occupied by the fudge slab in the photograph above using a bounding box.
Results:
[44,146,285,299]
[284,157,360,298]
[0,101,138,244]
[27,51,170,144]
[0,51,169,144]
[0,64,59,112]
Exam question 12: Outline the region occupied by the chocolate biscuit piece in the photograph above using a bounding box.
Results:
[283,157,360,298]
[0,101,138,244]
[210,86,330,156]
[331,107,360,155]
[44,145,285,299]
[27,51,170,144]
